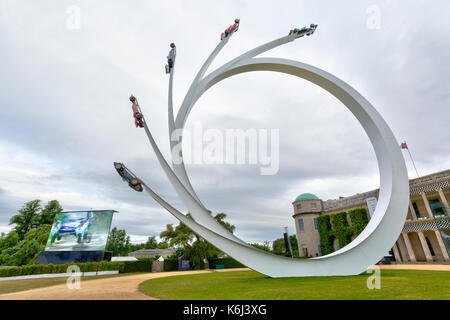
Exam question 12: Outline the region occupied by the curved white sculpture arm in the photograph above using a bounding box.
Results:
[142,58,409,277]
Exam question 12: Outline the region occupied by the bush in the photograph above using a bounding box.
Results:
[121,261,152,273]
[208,258,245,269]
[0,261,136,278]
[163,259,179,271]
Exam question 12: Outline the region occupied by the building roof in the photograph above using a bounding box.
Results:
[294,193,319,202]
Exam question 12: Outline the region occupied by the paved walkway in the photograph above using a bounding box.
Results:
[377,264,450,271]
[0,268,250,300]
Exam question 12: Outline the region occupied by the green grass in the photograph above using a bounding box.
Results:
[0,273,141,295]
[139,270,450,300]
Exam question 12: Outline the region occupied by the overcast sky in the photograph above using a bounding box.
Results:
[0,0,449,244]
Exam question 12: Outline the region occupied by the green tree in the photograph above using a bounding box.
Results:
[40,200,63,225]
[160,212,235,269]
[9,200,63,239]
[106,227,131,256]
[9,200,42,239]
[0,231,20,255]
[143,236,158,249]
[0,224,51,266]
[250,241,271,252]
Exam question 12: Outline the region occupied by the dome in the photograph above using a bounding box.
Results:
[294,193,319,202]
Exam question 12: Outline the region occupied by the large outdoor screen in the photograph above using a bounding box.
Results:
[45,210,114,251]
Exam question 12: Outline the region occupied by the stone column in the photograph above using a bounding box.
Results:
[392,242,402,263]
[401,232,416,263]
[437,188,449,215]
[434,230,450,261]
[417,231,433,262]
[409,200,418,220]
[420,192,434,218]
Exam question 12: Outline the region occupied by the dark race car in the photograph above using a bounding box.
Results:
[114,162,143,192]
[220,19,240,40]
[165,43,176,74]
[129,94,144,128]
[289,24,318,38]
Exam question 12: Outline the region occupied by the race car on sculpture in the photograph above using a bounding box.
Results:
[129,94,144,128]
[165,43,176,74]
[289,24,318,38]
[114,162,144,192]
[221,19,240,40]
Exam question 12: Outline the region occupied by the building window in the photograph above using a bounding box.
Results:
[313,218,319,230]
[311,202,317,209]
[429,199,445,217]
[425,236,436,256]
[296,203,302,210]
[412,202,421,218]
[298,219,304,231]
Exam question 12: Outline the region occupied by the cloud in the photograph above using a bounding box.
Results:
[0,1,449,243]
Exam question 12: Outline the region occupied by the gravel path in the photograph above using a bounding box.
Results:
[0,268,250,300]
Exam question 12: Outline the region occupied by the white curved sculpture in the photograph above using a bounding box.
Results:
[129,27,409,277]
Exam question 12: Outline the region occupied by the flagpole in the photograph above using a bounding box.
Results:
[402,141,420,178]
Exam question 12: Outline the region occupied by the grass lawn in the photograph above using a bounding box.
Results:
[139,269,450,300]
[0,273,141,295]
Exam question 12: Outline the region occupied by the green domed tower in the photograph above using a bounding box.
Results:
[292,193,323,258]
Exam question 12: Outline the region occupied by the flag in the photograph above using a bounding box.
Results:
[400,141,408,149]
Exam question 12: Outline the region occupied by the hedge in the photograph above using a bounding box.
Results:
[208,258,246,269]
[163,259,179,271]
[0,261,149,278]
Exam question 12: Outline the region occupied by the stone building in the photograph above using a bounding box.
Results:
[128,248,175,259]
[293,169,450,263]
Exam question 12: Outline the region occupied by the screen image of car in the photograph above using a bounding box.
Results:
[45,210,114,251]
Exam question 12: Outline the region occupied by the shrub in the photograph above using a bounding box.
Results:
[163,259,178,271]
[121,261,152,273]
[208,258,245,269]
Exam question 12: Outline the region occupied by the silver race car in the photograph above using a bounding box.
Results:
[289,24,318,38]
[114,162,143,192]
[165,43,176,74]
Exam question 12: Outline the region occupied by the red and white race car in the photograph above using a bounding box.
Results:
[220,19,240,40]
[129,94,144,128]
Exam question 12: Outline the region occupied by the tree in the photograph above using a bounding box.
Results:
[106,227,131,256]
[9,200,42,239]
[250,241,271,252]
[272,235,299,257]
[0,225,51,266]
[0,231,20,255]
[159,212,235,269]
[143,236,158,249]
[9,199,63,239]
[40,200,63,225]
